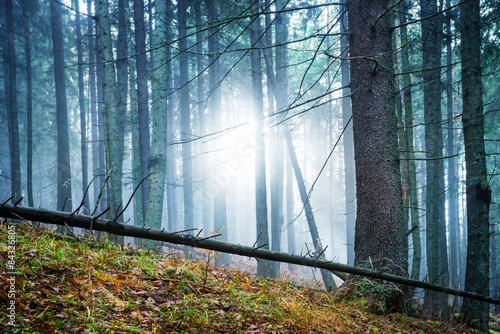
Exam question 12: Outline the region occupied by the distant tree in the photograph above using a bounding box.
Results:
[134,0,151,219]
[87,0,100,212]
[347,0,408,311]
[399,0,422,287]
[460,0,491,329]
[444,0,460,292]
[178,0,195,253]
[420,0,449,317]
[340,0,355,265]
[207,0,229,265]
[50,0,72,217]
[285,131,337,291]
[249,0,271,277]
[74,0,89,213]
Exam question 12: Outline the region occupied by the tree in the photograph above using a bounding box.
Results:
[340,0,355,266]
[87,0,100,212]
[399,0,422,287]
[50,0,72,216]
[347,0,408,311]
[5,0,22,206]
[285,130,337,291]
[22,0,34,207]
[143,0,169,249]
[178,0,195,251]
[134,0,151,220]
[249,0,271,277]
[460,0,492,329]
[420,0,449,317]
[96,0,125,243]
[74,0,89,214]
[444,0,460,292]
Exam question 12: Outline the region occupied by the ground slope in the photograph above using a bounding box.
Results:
[0,222,483,333]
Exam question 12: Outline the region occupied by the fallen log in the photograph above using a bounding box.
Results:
[0,203,498,305]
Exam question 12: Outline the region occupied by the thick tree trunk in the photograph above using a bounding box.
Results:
[347,0,408,312]
[460,0,491,329]
[50,0,72,217]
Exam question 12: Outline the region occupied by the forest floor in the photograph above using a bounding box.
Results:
[0,222,488,333]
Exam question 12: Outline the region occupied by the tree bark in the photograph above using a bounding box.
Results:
[460,0,491,329]
[347,0,408,311]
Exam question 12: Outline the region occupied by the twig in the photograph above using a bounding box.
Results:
[1,197,13,206]
[91,170,112,216]
[114,173,152,221]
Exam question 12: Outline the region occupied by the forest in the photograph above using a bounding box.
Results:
[0,0,499,331]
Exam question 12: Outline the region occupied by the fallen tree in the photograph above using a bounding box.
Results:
[1,203,499,305]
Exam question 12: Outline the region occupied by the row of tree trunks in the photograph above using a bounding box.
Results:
[1,203,499,306]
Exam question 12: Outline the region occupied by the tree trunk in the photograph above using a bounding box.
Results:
[5,0,22,206]
[134,0,151,220]
[195,0,211,238]
[445,0,460,294]
[399,0,422,288]
[87,0,100,214]
[347,0,407,312]
[340,0,355,266]
[165,0,177,233]
[74,0,89,214]
[460,0,491,329]
[178,0,195,257]
[96,0,125,244]
[143,0,169,250]
[50,0,72,218]
[249,0,271,277]
[421,0,448,317]
[285,131,338,290]
[22,0,33,207]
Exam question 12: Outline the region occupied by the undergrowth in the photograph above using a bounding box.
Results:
[0,222,484,333]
